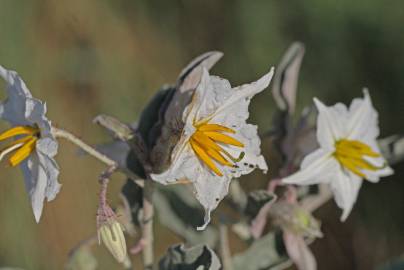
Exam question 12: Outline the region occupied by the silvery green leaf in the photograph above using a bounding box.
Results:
[282,106,317,164]
[232,232,288,270]
[177,51,223,84]
[121,180,143,226]
[154,185,217,246]
[127,86,175,178]
[159,244,221,270]
[378,135,404,165]
[0,65,61,223]
[93,140,132,172]
[245,190,276,219]
[93,114,134,141]
[272,42,305,114]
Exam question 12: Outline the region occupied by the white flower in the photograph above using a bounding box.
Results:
[283,90,393,221]
[151,67,274,230]
[0,65,60,222]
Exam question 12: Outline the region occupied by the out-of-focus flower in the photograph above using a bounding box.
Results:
[0,65,60,222]
[97,203,127,263]
[283,90,393,221]
[151,66,274,230]
[270,201,322,270]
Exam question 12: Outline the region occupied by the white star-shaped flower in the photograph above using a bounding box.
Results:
[0,65,60,222]
[151,67,274,230]
[283,90,393,221]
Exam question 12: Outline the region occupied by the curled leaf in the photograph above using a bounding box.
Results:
[121,180,143,226]
[232,232,288,270]
[154,185,217,246]
[272,42,305,114]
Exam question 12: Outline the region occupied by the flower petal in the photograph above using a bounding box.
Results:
[19,145,61,222]
[330,170,362,221]
[360,138,393,182]
[0,65,34,126]
[313,98,348,150]
[151,143,231,231]
[151,143,200,184]
[193,172,231,231]
[36,137,58,158]
[219,124,268,178]
[282,148,337,185]
[347,89,379,141]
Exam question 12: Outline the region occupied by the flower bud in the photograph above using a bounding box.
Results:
[98,220,127,263]
[269,201,322,238]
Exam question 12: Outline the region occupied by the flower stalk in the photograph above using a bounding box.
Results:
[51,126,143,187]
[96,165,128,264]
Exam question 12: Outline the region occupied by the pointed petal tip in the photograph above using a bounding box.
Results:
[209,51,224,59]
[196,209,211,231]
[0,65,9,81]
[361,88,372,101]
[253,67,275,92]
[312,97,326,111]
[265,66,275,84]
[339,211,349,222]
[33,207,43,223]
[281,177,296,185]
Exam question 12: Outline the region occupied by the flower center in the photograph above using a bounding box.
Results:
[0,125,40,166]
[333,139,382,178]
[189,122,245,176]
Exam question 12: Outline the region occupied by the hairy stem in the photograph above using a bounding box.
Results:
[142,178,154,269]
[52,127,143,186]
[219,224,233,270]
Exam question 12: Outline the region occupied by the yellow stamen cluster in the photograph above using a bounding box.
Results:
[0,125,39,166]
[334,139,382,178]
[189,123,244,176]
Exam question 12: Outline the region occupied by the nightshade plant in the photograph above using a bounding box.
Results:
[1,43,403,270]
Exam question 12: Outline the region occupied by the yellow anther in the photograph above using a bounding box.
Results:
[203,131,244,147]
[9,136,37,166]
[334,139,382,178]
[189,121,245,176]
[0,125,38,141]
[197,123,236,134]
[190,138,223,176]
[0,125,40,166]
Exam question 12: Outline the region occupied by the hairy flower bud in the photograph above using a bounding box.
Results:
[98,220,127,263]
[97,203,127,263]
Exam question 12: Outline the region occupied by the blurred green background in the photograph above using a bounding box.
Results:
[0,0,404,269]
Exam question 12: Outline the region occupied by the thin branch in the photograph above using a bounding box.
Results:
[219,224,233,270]
[301,184,333,213]
[142,178,154,269]
[52,127,143,187]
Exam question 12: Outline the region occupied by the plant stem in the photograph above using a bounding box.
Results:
[219,224,233,270]
[142,177,154,269]
[52,127,143,187]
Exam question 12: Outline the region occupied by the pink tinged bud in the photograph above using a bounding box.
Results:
[97,203,127,263]
[98,220,127,263]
